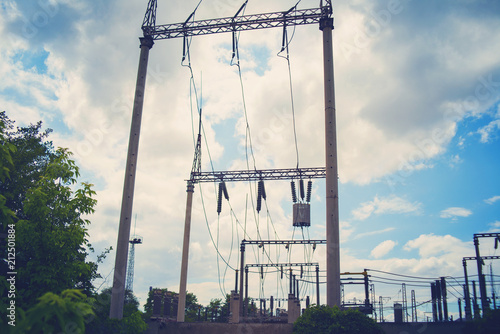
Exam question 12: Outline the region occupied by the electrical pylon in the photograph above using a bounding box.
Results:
[125,235,142,293]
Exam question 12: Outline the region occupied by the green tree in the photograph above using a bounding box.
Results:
[86,287,147,334]
[0,112,56,219]
[0,112,16,225]
[0,112,101,312]
[17,289,93,333]
[185,292,203,322]
[293,305,383,334]
[463,308,500,334]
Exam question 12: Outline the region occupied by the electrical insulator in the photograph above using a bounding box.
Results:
[300,265,303,278]
[256,191,262,213]
[281,266,283,279]
[258,180,266,200]
[291,181,297,203]
[217,182,223,214]
[306,180,312,203]
[261,266,264,279]
[299,179,305,201]
[222,181,229,200]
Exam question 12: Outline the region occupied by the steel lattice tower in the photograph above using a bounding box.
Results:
[125,236,142,293]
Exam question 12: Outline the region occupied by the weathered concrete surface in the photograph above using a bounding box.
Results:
[155,322,293,334]
[147,321,466,334]
[379,322,466,334]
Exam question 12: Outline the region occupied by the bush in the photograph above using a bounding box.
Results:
[463,309,500,334]
[293,305,383,334]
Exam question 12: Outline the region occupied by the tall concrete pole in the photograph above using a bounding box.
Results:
[474,236,489,315]
[463,259,472,320]
[110,36,154,319]
[321,17,341,307]
[177,183,195,322]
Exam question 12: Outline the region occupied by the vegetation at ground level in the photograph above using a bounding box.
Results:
[293,305,384,334]
[463,309,500,334]
[0,112,146,333]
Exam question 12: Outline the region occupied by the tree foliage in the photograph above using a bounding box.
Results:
[86,288,147,334]
[0,113,16,225]
[293,305,384,334]
[463,309,500,334]
[0,112,101,312]
[17,289,93,333]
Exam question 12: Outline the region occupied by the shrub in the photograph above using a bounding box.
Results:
[293,305,383,334]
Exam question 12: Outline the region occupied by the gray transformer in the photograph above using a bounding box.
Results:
[293,203,311,227]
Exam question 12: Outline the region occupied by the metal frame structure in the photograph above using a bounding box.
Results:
[110,0,339,320]
[463,254,500,320]
[473,233,500,315]
[191,167,326,183]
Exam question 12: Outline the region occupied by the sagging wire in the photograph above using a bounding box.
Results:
[230,1,256,171]
[182,1,239,298]
[277,1,301,169]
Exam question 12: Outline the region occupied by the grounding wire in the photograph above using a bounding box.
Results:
[183,39,237,299]
[366,269,441,281]
[277,8,300,169]
[198,183,236,271]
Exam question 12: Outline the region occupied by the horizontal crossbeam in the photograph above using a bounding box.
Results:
[242,239,326,246]
[246,262,319,268]
[463,256,500,261]
[474,233,500,239]
[143,7,327,40]
[191,167,326,183]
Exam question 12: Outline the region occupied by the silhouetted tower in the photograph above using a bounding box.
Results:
[126,235,142,293]
[126,216,143,293]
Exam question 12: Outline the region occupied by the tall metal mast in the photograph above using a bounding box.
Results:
[111,0,340,320]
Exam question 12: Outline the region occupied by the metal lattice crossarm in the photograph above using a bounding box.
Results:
[242,239,326,245]
[246,262,319,268]
[191,167,326,183]
[142,4,332,40]
[463,256,500,261]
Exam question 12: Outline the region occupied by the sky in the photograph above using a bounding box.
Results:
[1,0,500,321]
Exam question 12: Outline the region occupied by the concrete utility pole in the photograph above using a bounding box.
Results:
[129,0,338,321]
[177,183,195,322]
[320,12,341,307]
[110,36,154,319]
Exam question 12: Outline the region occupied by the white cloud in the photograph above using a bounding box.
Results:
[3,0,500,309]
[353,227,395,240]
[439,207,472,219]
[485,195,500,205]
[352,196,421,220]
[488,221,500,232]
[404,234,471,260]
[478,119,500,143]
[370,240,397,259]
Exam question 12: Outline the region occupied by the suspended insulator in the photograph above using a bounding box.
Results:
[258,180,266,200]
[281,266,284,279]
[260,266,264,279]
[306,180,312,203]
[300,265,303,278]
[182,36,187,62]
[291,181,297,203]
[299,179,305,201]
[496,237,500,249]
[221,181,229,200]
[256,191,262,213]
[217,182,223,214]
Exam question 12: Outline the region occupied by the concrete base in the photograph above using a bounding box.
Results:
[155,322,293,334]
[379,322,466,334]
[147,321,466,334]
